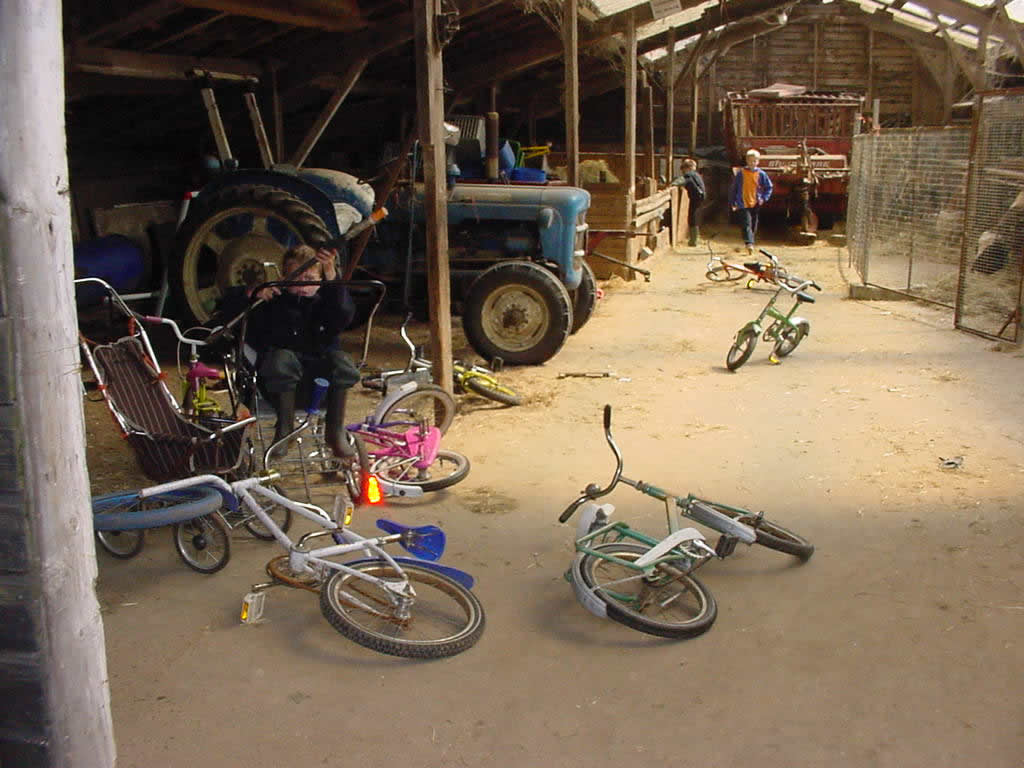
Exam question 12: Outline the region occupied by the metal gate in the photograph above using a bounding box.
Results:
[955,89,1024,342]
[847,127,971,308]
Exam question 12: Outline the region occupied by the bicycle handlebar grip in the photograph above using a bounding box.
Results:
[603,404,612,431]
[308,377,329,414]
[559,498,584,523]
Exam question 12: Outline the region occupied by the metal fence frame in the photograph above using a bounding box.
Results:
[954,89,1024,342]
[848,91,1024,342]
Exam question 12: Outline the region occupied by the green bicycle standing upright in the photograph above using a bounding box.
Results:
[726,249,822,371]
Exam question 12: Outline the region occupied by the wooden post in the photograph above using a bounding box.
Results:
[625,11,637,241]
[414,0,454,392]
[812,23,820,89]
[706,61,715,143]
[689,77,699,156]
[0,1,116,764]
[866,29,875,109]
[563,0,580,187]
[643,70,656,184]
[666,28,675,183]
[268,63,285,163]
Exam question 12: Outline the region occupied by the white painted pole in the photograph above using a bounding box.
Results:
[0,1,116,765]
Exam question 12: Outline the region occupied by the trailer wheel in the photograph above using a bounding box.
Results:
[462,261,573,365]
[171,184,331,325]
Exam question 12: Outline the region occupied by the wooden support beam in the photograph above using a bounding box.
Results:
[666,28,675,181]
[289,57,367,167]
[1,1,116,762]
[452,0,707,97]
[689,78,698,156]
[643,71,656,182]
[640,0,793,56]
[282,0,504,93]
[143,11,228,51]
[414,0,454,394]
[813,22,820,89]
[625,12,637,230]
[564,0,580,187]
[993,1,1024,64]
[867,29,875,107]
[672,32,707,92]
[178,0,365,30]
[69,44,263,80]
[77,0,180,46]
[928,9,987,92]
[909,0,992,30]
[268,65,285,163]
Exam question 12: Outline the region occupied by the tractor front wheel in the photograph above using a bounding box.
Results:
[462,261,573,365]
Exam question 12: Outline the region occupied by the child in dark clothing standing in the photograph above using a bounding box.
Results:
[678,158,706,247]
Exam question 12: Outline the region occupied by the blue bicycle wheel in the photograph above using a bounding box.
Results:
[92,485,225,564]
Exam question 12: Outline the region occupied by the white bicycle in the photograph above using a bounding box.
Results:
[133,469,485,659]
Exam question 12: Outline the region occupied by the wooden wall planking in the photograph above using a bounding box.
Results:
[674,20,925,142]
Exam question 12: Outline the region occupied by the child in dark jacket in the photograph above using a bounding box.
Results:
[218,244,358,458]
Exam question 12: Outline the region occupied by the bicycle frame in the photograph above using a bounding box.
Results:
[350,421,440,469]
[139,472,460,607]
[736,284,810,344]
[560,406,756,549]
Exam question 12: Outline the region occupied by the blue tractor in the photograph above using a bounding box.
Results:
[171,89,594,365]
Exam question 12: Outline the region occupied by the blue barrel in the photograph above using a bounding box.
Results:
[74,234,147,306]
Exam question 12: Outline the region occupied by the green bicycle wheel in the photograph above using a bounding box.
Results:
[577,543,717,639]
[773,321,809,359]
[726,331,757,371]
[701,503,814,560]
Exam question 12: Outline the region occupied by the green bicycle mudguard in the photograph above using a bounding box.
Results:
[736,321,760,340]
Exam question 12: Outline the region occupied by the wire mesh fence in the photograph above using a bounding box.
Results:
[848,93,1024,342]
[847,127,971,308]
[955,90,1024,342]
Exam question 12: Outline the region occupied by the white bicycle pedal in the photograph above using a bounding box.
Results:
[240,591,266,624]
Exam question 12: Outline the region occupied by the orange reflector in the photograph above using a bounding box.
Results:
[365,475,383,505]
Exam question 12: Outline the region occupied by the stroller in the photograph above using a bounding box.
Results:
[78,277,264,572]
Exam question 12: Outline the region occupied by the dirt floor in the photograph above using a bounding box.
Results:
[84,229,1023,768]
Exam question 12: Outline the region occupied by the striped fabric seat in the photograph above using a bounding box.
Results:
[92,337,244,483]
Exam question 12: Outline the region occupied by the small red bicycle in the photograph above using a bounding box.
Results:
[704,238,790,289]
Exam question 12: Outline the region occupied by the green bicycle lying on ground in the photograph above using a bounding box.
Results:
[558,405,814,639]
[726,252,821,371]
[361,313,522,406]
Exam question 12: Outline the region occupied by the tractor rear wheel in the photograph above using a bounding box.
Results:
[171,184,331,325]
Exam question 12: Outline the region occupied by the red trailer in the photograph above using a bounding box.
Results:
[723,83,864,232]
